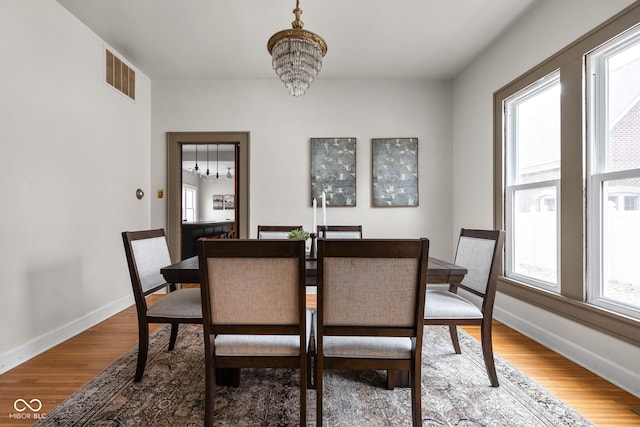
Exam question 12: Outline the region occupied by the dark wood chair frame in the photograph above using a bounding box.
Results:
[316,224,363,238]
[122,229,203,382]
[257,225,303,238]
[315,238,429,426]
[197,238,310,426]
[423,228,505,387]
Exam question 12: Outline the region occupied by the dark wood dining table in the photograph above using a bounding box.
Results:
[161,255,467,287]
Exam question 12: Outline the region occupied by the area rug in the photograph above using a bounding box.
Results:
[36,324,593,426]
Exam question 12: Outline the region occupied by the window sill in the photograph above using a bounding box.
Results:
[497,276,640,346]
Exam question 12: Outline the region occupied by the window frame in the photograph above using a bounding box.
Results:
[182,183,198,223]
[586,26,640,318]
[504,71,562,292]
[493,3,640,345]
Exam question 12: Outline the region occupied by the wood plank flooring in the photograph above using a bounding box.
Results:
[0,294,638,426]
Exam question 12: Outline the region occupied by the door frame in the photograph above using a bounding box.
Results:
[166,131,250,261]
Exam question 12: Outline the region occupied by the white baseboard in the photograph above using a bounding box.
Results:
[495,306,640,398]
[0,294,135,375]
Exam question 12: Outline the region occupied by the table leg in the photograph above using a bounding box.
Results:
[387,370,410,388]
[216,368,240,387]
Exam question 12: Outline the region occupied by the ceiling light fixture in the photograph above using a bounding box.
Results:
[226,167,233,179]
[267,0,327,97]
[215,144,220,181]
[193,145,200,174]
[205,144,211,178]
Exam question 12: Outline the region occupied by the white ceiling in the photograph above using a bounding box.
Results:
[57,0,537,81]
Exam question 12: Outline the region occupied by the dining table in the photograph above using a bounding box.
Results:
[160,255,467,287]
[160,254,467,388]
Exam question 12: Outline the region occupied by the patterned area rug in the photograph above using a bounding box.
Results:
[36,324,593,426]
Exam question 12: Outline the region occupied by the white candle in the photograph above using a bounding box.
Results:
[322,191,327,226]
[312,198,317,233]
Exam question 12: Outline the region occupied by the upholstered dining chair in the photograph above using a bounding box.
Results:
[315,238,429,426]
[197,238,312,426]
[121,229,202,382]
[423,228,505,387]
[257,225,302,239]
[316,224,363,239]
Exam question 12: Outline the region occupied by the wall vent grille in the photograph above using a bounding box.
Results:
[106,49,135,100]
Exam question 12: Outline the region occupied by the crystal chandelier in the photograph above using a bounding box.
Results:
[267,0,327,96]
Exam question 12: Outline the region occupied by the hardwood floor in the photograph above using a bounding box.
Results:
[0,294,638,426]
[462,323,640,426]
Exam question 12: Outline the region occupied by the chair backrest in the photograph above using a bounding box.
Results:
[198,239,307,335]
[257,225,302,239]
[454,228,505,300]
[317,225,363,239]
[317,238,429,335]
[122,229,172,304]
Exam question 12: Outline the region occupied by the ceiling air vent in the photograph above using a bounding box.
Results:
[105,49,135,100]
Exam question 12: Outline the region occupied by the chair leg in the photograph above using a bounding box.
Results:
[134,322,149,382]
[411,362,422,426]
[448,325,461,354]
[386,370,396,390]
[204,335,216,427]
[316,361,323,426]
[307,351,316,389]
[168,323,179,351]
[299,360,307,426]
[481,320,499,387]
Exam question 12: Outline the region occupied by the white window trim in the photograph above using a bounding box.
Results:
[586,25,640,319]
[182,183,198,223]
[587,168,640,318]
[504,71,561,293]
[505,179,561,291]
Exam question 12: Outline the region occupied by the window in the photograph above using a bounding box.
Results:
[182,184,197,223]
[504,72,561,291]
[587,25,640,317]
[494,4,640,338]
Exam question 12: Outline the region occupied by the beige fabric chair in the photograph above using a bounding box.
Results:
[121,229,202,382]
[315,238,429,426]
[423,228,505,387]
[316,225,363,239]
[257,225,302,239]
[198,238,312,426]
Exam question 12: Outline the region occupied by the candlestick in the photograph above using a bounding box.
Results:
[322,191,327,226]
[312,198,317,233]
[309,233,317,259]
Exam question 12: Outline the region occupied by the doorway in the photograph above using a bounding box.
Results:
[166,132,249,260]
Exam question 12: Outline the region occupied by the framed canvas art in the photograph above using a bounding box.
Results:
[213,194,234,210]
[310,137,356,206]
[212,195,224,210]
[223,194,234,210]
[371,138,418,207]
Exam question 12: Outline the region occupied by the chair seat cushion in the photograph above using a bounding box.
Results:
[424,289,482,319]
[323,336,413,359]
[147,288,202,319]
[311,311,412,358]
[215,309,313,357]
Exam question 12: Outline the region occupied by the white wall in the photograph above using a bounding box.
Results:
[0,0,151,373]
[150,79,455,260]
[198,178,235,222]
[453,0,639,396]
